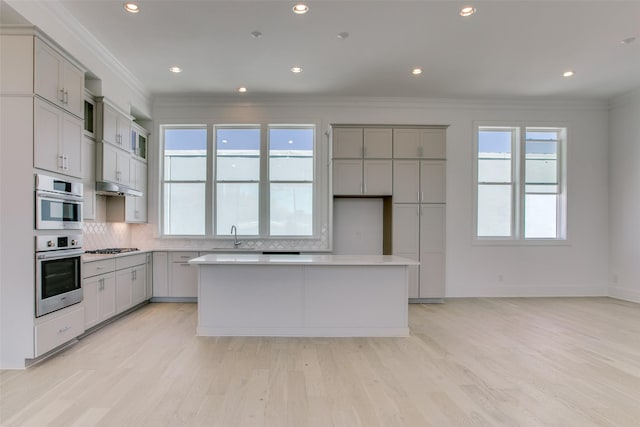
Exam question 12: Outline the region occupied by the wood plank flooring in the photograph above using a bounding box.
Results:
[1,298,639,426]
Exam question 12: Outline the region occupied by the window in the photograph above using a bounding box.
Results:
[162,126,207,236]
[161,124,317,239]
[268,126,314,236]
[215,127,261,236]
[474,124,566,241]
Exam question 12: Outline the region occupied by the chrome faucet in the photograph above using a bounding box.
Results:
[230,225,242,248]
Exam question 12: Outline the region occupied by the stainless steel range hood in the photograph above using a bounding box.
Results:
[95,181,142,197]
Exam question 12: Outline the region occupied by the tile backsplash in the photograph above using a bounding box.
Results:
[83,222,132,250]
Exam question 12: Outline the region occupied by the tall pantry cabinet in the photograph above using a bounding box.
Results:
[331,125,447,301]
[392,129,446,300]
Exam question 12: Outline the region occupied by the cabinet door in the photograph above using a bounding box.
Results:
[99,274,117,321]
[126,194,147,223]
[101,143,119,183]
[363,128,392,158]
[34,98,62,173]
[393,128,421,158]
[145,253,153,299]
[82,137,96,220]
[34,39,63,108]
[170,262,198,297]
[333,159,363,195]
[420,160,446,203]
[392,204,420,298]
[419,205,445,298]
[117,150,131,186]
[152,252,169,297]
[62,60,84,119]
[61,113,83,178]
[83,276,100,329]
[130,159,146,191]
[131,265,147,305]
[115,268,134,312]
[118,117,132,152]
[363,160,392,195]
[101,104,119,146]
[333,128,363,158]
[419,129,446,159]
[393,160,420,203]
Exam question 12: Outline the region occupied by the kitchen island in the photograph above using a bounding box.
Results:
[188,254,419,337]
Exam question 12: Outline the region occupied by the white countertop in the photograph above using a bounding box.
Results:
[188,254,419,266]
[82,249,151,263]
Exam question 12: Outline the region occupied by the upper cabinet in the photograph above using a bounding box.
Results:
[393,128,446,159]
[96,98,133,150]
[131,123,148,161]
[333,127,392,159]
[34,38,84,119]
[34,97,83,179]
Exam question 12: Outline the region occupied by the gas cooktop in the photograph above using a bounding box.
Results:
[85,248,140,255]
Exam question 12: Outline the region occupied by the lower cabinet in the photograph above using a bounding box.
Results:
[34,305,85,357]
[83,253,149,330]
[84,272,116,329]
[152,251,199,298]
[392,203,445,299]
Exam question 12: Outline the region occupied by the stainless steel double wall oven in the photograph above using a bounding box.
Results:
[34,173,84,317]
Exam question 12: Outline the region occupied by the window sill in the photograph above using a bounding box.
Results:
[472,238,571,247]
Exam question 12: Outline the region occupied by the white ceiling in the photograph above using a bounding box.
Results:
[4,0,640,101]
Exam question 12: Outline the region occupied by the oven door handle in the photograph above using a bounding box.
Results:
[36,249,84,260]
[36,190,84,203]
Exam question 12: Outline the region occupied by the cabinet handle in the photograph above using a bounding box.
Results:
[180,263,191,267]
[63,90,69,105]
[96,266,105,270]
[58,154,64,169]
[59,89,65,103]
[421,191,424,203]
[64,155,69,171]
[58,326,71,334]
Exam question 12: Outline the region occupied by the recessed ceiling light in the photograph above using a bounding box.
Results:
[337,32,349,40]
[123,2,140,13]
[288,140,294,144]
[563,70,575,77]
[292,4,309,14]
[621,37,636,45]
[290,66,303,73]
[251,31,263,39]
[169,66,182,73]
[238,87,248,93]
[459,6,476,17]
[411,68,423,75]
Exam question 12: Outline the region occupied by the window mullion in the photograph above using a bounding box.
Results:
[260,125,269,238]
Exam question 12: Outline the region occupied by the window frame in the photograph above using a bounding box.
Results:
[160,122,321,241]
[473,122,568,245]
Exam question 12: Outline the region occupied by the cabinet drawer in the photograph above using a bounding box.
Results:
[34,306,84,357]
[171,252,199,262]
[116,253,146,270]
[83,258,116,278]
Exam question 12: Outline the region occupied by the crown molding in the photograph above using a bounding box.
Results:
[4,0,150,109]
[153,94,609,112]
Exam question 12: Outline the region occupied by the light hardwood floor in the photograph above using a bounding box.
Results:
[1,298,639,426]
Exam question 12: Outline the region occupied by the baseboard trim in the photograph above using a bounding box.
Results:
[608,286,640,303]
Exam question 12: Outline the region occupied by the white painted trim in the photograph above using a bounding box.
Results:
[446,285,606,298]
[197,326,410,337]
[153,95,609,112]
[608,286,640,303]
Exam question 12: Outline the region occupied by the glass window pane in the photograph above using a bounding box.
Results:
[526,137,557,184]
[269,128,314,181]
[217,157,260,181]
[525,194,557,238]
[165,155,207,181]
[163,183,205,235]
[216,183,259,235]
[478,130,512,183]
[526,184,558,194]
[164,128,207,181]
[477,184,512,237]
[270,183,313,236]
[270,157,313,181]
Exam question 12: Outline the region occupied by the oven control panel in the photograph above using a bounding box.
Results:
[36,234,83,252]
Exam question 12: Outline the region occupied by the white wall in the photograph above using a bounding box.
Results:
[609,88,640,302]
[148,96,611,297]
